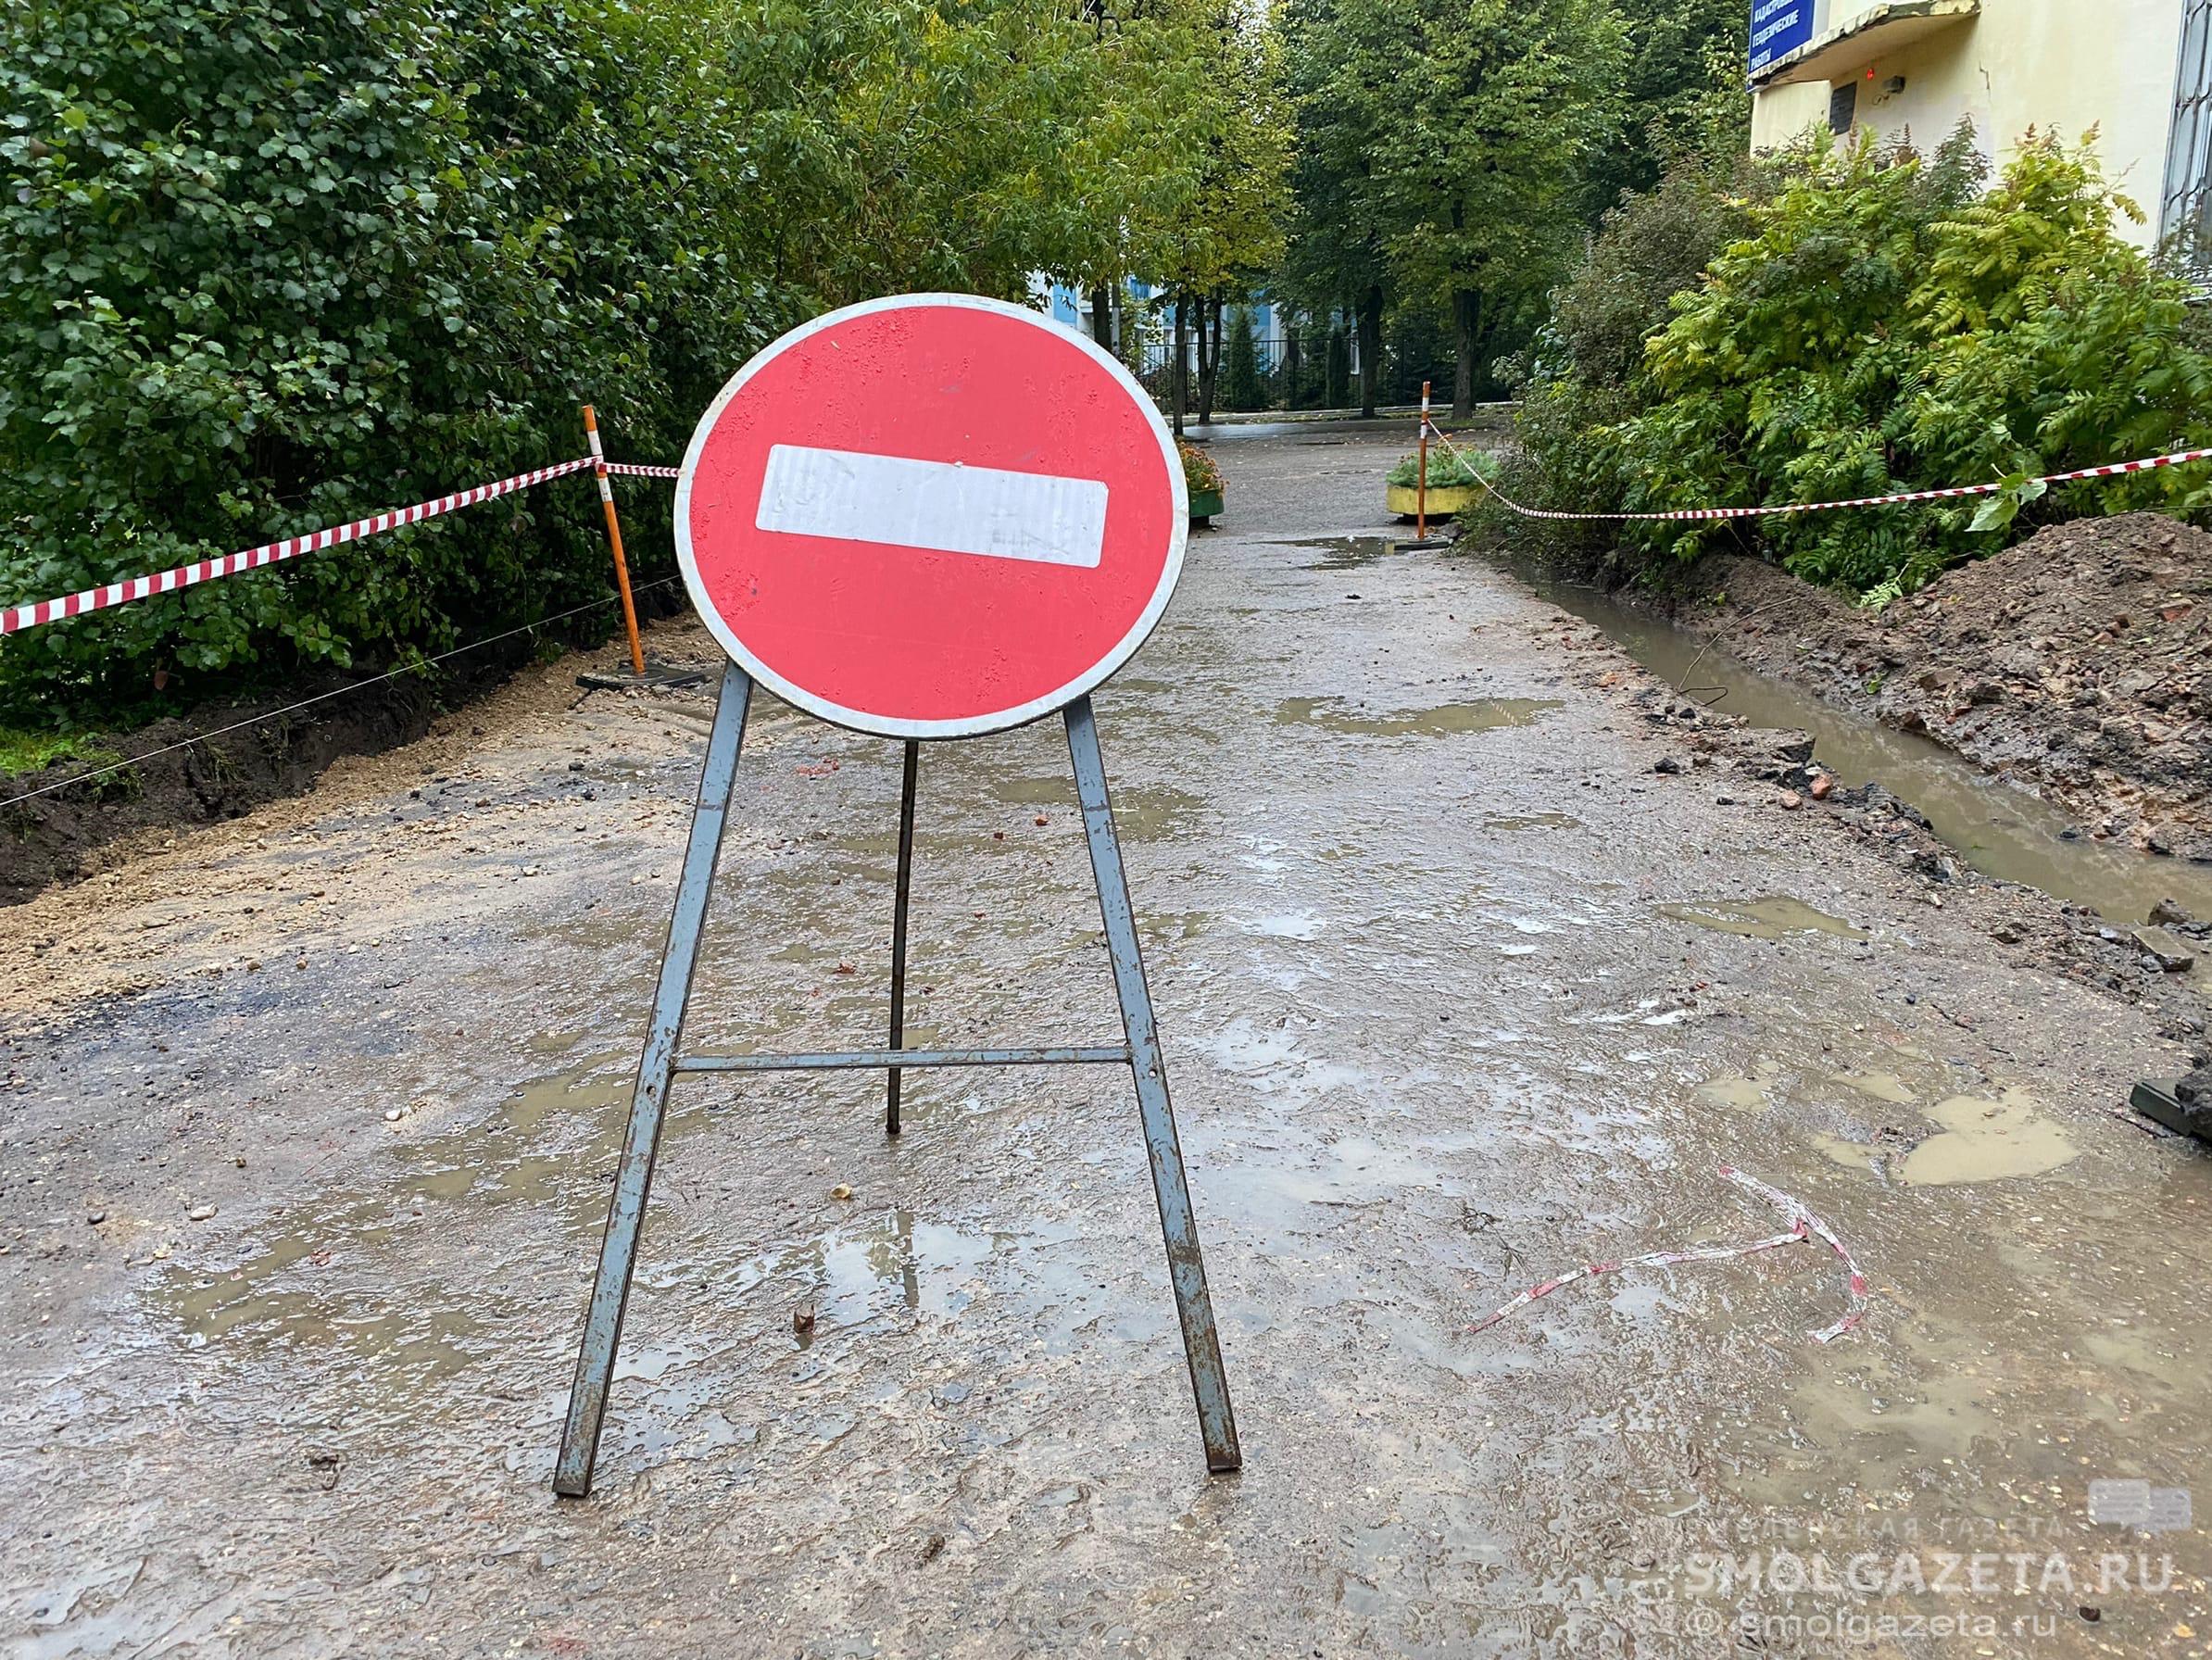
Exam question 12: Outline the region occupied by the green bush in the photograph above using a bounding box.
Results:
[1504,129,2212,595]
[1,0,1227,732]
[0,0,795,726]
[1387,446,1496,488]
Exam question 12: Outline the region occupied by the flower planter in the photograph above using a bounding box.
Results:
[1189,487,1225,525]
[1387,483,1477,520]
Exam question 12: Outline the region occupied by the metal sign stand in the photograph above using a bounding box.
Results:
[552,664,1241,1497]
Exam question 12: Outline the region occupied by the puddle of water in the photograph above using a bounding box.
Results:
[992,776,1074,810]
[1832,1069,1917,1104]
[1484,812,1582,832]
[1242,910,1325,940]
[988,776,1199,840]
[1657,896,1868,941]
[1507,569,2212,924]
[791,1209,1011,1339]
[1898,1089,2080,1186]
[1288,534,1399,570]
[1756,1323,2003,1503]
[149,1057,632,1381]
[1273,696,1561,737]
[1696,1060,1783,1112]
[1816,1086,2080,1185]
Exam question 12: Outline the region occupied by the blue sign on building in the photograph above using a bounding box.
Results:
[1749,0,1815,75]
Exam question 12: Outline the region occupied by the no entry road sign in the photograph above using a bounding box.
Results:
[674,294,1188,738]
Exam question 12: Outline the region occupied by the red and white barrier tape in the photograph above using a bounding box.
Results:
[1424,421,2212,523]
[1464,1164,1867,1345]
[2,454,684,637]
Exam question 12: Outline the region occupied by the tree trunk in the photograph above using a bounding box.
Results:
[1452,288,1480,419]
[1089,283,1114,358]
[1172,296,1188,437]
[1199,296,1224,424]
[1357,283,1384,419]
[1284,313,1302,410]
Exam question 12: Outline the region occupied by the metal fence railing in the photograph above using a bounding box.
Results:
[1131,335,1372,414]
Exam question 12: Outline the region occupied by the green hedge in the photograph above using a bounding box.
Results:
[1502,129,2212,596]
[0,0,794,725]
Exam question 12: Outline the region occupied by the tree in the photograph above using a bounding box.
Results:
[1372,0,1628,416]
[1223,306,1263,408]
[1142,1,1292,431]
[1580,0,1751,218]
[1281,0,1396,415]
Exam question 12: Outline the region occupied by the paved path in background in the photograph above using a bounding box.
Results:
[3,427,2206,1656]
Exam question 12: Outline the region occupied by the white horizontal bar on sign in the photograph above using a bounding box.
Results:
[755,445,1110,569]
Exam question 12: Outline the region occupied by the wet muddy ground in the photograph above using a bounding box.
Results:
[5,427,2210,1657]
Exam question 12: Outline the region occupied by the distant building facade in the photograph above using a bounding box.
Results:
[1748,0,2212,256]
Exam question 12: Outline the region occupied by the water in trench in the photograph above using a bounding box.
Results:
[1510,569,2212,927]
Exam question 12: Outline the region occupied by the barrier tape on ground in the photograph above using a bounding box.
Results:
[1422,421,2212,524]
[0,455,690,637]
[1464,1164,1866,1345]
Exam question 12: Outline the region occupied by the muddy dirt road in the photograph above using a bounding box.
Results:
[6,427,2210,1657]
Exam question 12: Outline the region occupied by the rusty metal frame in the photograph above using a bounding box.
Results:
[552,663,1240,1496]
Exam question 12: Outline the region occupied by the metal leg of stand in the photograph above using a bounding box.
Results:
[1063,696,1241,1473]
[553,665,752,1498]
[887,739,919,1137]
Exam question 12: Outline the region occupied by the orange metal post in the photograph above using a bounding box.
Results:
[583,404,647,678]
[1416,382,1431,541]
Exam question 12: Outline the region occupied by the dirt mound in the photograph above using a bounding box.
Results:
[1656,513,2212,861]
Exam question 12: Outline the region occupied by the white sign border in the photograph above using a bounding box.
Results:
[674,292,1189,740]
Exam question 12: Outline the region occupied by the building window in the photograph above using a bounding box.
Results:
[2165,0,2212,271]
[1829,81,1858,135]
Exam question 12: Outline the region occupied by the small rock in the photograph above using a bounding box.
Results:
[793,1307,815,1333]
[187,1203,218,1222]
[830,1183,854,1201]
[1991,921,2026,944]
[85,1209,107,1226]
[1778,791,1803,811]
[2131,926,2196,973]
[1653,755,1684,775]
[2150,898,2196,927]
[384,1108,403,1123]
[918,1533,947,1565]
[1808,773,1833,801]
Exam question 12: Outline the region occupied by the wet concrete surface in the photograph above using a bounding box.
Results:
[4,426,2210,1656]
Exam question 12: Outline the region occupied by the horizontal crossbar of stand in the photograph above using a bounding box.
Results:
[673,1045,1130,1075]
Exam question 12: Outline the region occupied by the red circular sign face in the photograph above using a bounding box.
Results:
[674,294,1187,738]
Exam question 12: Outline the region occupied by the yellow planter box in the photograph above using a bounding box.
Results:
[1387,483,1477,520]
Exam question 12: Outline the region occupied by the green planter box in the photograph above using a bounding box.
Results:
[1189,488,1225,525]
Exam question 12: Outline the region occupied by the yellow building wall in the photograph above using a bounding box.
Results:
[1749,0,2188,245]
